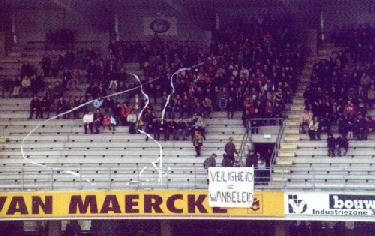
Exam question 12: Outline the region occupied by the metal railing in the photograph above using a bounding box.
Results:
[237,120,251,166]
[270,120,286,176]
[0,165,275,191]
[3,164,375,191]
[247,118,283,135]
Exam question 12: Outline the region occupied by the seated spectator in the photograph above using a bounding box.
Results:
[160,120,169,141]
[85,83,98,100]
[175,119,187,140]
[368,84,375,109]
[110,114,117,131]
[21,76,31,96]
[77,96,87,117]
[67,69,80,90]
[168,119,175,140]
[102,114,111,131]
[355,114,368,140]
[30,75,43,95]
[66,96,76,119]
[142,109,155,141]
[0,77,13,98]
[83,111,94,134]
[336,134,349,157]
[202,97,213,118]
[11,77,22,98]
[301,108,313,134]
[308,116,320,140]
[56,97,67,119]
[327,134,336,158]
[119,103,132,126]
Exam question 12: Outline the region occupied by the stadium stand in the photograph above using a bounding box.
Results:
[0,18,304,191]
[271,26,375,190]
[3,0,375,235]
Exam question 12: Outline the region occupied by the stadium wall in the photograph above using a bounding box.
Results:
[322,0,375,33]
[13,8,108,45]
[118,6,211,42]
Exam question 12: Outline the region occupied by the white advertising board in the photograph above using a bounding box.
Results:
[286,192,375,217]
[208,167,254,208]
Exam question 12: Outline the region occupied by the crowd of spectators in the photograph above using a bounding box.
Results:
[304,26,375,144]
[1,18,305,164]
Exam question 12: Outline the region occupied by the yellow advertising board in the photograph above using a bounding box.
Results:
[0,191,284,219]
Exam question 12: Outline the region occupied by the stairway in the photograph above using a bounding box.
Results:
[270,43,340,186]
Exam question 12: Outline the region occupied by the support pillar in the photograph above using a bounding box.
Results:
[275,221,287,236]
[160,220,172,236]
[114,12,120,41]
[47,220,61,236]
[11,9,17,45]
[306,29,318,56]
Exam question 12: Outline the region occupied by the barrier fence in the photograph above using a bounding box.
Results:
[0,165,274,191]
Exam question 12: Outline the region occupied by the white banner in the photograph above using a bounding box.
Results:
[285,192,375,217]
[143,17,177,36]
[208,167,254,208]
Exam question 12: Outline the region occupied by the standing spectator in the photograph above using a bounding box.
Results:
[93,109,103,134]
[193,116,206,140]
[65,220,81,236]
[83,111,94,134]
[193,131,204,157]
[203,153,217,169]
[29,96,40,119]
[327,134,336,157]
[41,95,51,119]
[224,137,238,162]
[336,134,349,156]
[246,149,258,167]
[227,97,236,119]
[141,109,153,138]
[41,55,51,77]
[222,153,234,167]
[161,120,169,141]
[127,110,137,134]
[56,97,67,119]
[153,118,161,140]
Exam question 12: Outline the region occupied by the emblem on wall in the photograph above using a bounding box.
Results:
[150,18,171,34]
